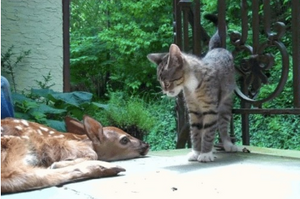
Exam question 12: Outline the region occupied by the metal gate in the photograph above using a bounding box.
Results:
[173,0,300,147]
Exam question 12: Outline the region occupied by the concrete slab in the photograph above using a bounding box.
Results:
[2,147,300,199]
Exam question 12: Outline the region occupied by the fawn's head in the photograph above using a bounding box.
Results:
[65,115,150,161]
[1,116,149,162]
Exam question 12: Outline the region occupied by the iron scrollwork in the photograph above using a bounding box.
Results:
[230,0,289,108]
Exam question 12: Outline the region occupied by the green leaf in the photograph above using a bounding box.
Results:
[49,91,93,107]
[91,102,109,110]
[30,104,66,115]
[14,112,31,120]
[12,92,33,103]
[46,120,66,132]
[31,88,56,98]
[29,111,47,122]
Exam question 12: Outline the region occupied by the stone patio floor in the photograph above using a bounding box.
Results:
[2,146,300,199]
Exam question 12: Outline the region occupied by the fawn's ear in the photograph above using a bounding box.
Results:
[65,116,85,135]
[82,115,105,144]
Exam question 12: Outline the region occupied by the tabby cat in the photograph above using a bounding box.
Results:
[147,38,237,162]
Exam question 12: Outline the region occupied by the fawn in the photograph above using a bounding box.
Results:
[1,115,150,193]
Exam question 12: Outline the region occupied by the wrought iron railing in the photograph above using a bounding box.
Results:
[173,0,300,147]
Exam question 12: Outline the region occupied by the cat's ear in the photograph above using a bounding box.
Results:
[169,44,183,67]
[147,53,166,65]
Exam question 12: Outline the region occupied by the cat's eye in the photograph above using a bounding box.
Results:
[120,136,130,145]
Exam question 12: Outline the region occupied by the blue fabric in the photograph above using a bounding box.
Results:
[1,76,14,119]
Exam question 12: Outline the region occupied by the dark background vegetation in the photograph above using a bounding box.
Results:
[3,0,299,151]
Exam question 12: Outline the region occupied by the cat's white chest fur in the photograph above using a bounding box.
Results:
[184,73,199,94]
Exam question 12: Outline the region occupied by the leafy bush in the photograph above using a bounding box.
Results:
[93,92,156,140]
[12,88,104,131]
[1,46,31,92]
[91,91,177,150]
[11,88,177,151]
[145,96,177,151]
[233,114,300,150]
[70,0,173,97]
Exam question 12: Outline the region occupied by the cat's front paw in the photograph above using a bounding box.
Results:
[187,150,201,161]
[223,141,238,152]
[197,151,214,162]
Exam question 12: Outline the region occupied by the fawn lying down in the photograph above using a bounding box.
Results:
[1,115,150,193]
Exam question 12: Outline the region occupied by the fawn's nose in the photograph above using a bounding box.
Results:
[139,141,150,156]
[141,141,150,147]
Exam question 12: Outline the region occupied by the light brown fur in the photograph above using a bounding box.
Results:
[1,115,149,193]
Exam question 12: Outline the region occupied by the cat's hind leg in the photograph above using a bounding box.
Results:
[218,96,238,152]
[188,108,218,162]
[197,113,219,162]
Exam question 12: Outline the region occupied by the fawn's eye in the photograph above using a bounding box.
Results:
[120,136,130,145]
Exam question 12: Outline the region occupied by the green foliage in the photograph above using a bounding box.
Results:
[69,0,176,149]
[12,89,102,131]
[70,0,173,97]
[93,92,157,139]
[70,35,111,97]
[233,114,300,150]
[200,0,299,150]
[1,46,31,92]
[145,96,177,151]
[93,92,177,150]
[12,88,177,151]
[34,71,55,89]
[66,0,298,151]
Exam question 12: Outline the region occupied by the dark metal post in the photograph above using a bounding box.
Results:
[174,0,190,148]
[174,0,182,48]
[62,0,70,92]
[263,0,271,36]
[292,0,300,108]
[193,0,201,56]
[240,0,261,146]
[173,0,177,43]
[252,0,259,54]
[179,0,192,52]
[217,0,226,48]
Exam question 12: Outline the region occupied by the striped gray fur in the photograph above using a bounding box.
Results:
[147,41,237,162]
